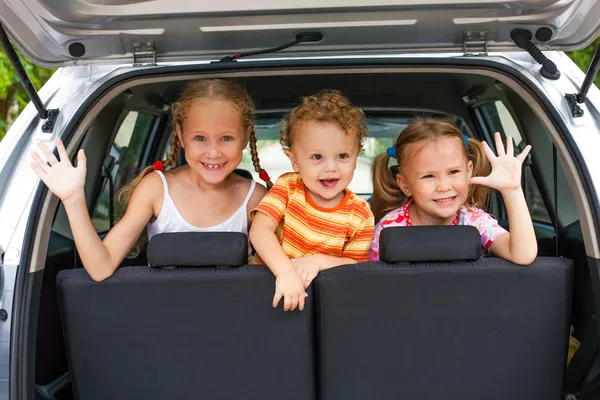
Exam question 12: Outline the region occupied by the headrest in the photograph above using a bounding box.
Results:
[379,225,481,263]
[147,232,248,267]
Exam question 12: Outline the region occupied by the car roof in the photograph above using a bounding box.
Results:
[1,0,600,67]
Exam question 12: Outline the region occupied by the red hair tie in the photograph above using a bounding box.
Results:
[259,169,270,182]
[153,160,165,171]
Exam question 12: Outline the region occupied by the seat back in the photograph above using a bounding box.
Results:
[315,257,573,400]
[57,266,316,400]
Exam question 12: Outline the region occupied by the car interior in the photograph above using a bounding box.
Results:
[29,69,598,399]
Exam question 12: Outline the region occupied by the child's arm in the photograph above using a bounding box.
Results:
[295,210,374,287]
[246,183,268,228]
[249,213,307,311]
[470,132,537,265]
[31,138,156,281]
[489,189,537,264]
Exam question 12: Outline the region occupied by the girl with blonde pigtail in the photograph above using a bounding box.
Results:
[369,118,537,265]
[31,79,271,281]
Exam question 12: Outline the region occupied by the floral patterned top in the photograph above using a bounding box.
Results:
[369,200,508,261]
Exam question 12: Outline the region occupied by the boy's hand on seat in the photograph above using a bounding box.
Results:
[273,270,307,311]
[292,255,324,288]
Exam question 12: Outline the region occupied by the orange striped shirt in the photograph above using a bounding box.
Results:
[250,172,374,263]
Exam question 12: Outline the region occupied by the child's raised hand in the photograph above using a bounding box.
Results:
[30,138,87,203]
[469,132,531,194]
[273,270,308,311]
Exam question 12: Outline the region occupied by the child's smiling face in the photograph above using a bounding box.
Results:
[177,100,249,186]
[396,137,473,225]
[286,120,360,208]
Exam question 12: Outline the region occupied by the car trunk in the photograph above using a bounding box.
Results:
[16,58,596,400]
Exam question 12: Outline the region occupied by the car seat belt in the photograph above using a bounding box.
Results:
[102,155,117,228]
[565,316,599,394]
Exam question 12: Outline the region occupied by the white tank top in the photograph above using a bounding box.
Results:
[147,171,256,242]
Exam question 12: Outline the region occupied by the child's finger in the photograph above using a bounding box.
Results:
[39,142,59,166]
[494,132,505,156]
[272,291,282,308]
[469,176,490,187]
[481,141,497,163]
[30,162,48,183]
[284,294,292,311]
[303,278,312,289]
[55,137,69,162]
[290,295,299,311]
[76,149,87,170]
[31,152,50,174]
[516,144,532,162]
[506,136,514,157]
[301,270,309,282]
[299,294,305,311]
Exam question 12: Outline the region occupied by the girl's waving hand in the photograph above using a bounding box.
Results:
[469,132,531,193]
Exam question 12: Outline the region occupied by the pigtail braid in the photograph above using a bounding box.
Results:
[249,130,273,188]
[163,133,181,169]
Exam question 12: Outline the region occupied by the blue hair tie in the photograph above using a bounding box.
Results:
[386,145,397,159]
[463,134,469,147]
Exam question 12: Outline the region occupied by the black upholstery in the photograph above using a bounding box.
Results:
[147,232,248,267]
[57,266,316,400]
[234,168,253,180]
[315,257,573,400]
[380,225,481,262]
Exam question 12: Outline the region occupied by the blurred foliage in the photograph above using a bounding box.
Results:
[567,36,600,88]
[0,47,55,140]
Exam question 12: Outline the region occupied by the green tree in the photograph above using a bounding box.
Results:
[567,37,600,88]
[0,47,55,140]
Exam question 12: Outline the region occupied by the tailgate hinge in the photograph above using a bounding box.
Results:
[463,31,488,56]
[133,41,157,66]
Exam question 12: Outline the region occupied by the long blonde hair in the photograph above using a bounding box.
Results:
[371,118,491,222]
[117,78,271,255]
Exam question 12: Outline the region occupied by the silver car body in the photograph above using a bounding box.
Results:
[0,0,600,397]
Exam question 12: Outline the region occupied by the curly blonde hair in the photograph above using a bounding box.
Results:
[281,89,368,150]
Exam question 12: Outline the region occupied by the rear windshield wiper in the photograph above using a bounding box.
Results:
[217,31,323,63]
